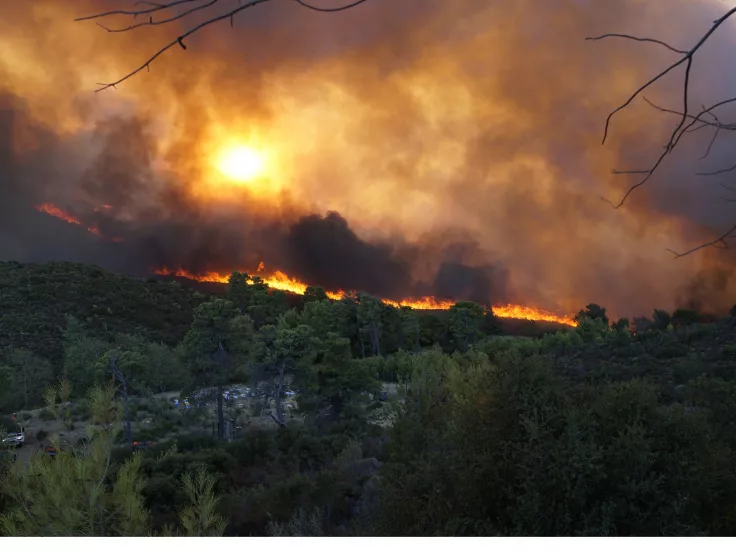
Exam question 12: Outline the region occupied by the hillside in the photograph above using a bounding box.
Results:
[0,261,207,365]
[4,261,736,535]
[0,262,567,370]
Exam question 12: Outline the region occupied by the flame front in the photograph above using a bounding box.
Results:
[155,267,577,326]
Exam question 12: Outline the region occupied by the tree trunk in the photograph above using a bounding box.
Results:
[371,321,381,356]
[216,341,227,440]
[122,377,131,446]
[270,362,287,428]
[111,358,132,447]
[216,383,224,440]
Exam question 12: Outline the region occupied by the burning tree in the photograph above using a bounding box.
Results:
[76,0,374,91]
[590,7,736,257]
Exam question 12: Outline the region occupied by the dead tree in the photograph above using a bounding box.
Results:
[75,0,374,91]
[588,7,736,257]
[109,356,132,447]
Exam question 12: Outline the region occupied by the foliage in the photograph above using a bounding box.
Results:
[5,261,736,536]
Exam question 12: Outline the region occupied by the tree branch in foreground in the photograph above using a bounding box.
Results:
[76,0,374,91]
[586,7,736,209]
[588,8,736,258]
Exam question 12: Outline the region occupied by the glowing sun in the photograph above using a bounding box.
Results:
[216,145,266,182]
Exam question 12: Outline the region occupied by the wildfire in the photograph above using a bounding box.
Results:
[35,203,81,225]
[35,202,123,243]
[155,267,578,327]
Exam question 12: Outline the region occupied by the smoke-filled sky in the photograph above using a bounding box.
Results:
[1,0,736,318]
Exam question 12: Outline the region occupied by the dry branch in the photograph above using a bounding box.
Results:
[589,7,736,257]
[587,7,736,208]
[76,0,374,91]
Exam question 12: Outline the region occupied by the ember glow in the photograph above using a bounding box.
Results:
[154,267,578,326]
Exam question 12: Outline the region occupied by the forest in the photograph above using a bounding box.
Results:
[1,260,736,536]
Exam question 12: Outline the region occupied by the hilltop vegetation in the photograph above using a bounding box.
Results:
[2,262,736,535]
[0,261,206,366]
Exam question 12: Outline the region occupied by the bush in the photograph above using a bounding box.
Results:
[36,429,49,442]
[39,409,55,422]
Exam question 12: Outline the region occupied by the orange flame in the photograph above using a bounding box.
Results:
[492,304,577,327]
[155,267,577,327]
[35,202,123,243]
[35,203,80,225]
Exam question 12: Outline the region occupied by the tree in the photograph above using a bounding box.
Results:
[179,468,228,537]
[575,304,609,326]
[76,0,375,91]
[448,302,485,352]
[227,271,252,314]
[144,342,189,394]
[357,294,383,357]
[311,333,379,417]
[1,349,53,411]
[62,316,111,395]
[252,323,315,427]
[588,7,736,256]
[181,299,254,440]
[0,384,228,536]
[304,286,329,304]
[0,384,148,536]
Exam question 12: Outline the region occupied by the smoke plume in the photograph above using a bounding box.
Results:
[1,0,736,317]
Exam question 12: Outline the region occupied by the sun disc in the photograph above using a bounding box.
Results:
[216,145,266,182]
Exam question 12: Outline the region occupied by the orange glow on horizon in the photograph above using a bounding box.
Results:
[154,267,578,327]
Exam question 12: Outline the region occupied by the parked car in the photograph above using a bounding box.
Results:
[2,425,25,448]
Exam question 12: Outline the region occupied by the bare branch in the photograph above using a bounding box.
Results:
[666,223,736,258]
[586,33,688,55]
[77,0,375,91]
[591,7,736,208]
[92,0,222,33]
[696,162,736,176]
[75,0,204,21]
[293,0,373,12]
[591,8,736,259]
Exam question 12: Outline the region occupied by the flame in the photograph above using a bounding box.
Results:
[35,203,80,226]
[155,267,577,326]
[492,304,577,327]
[35,202,123,243]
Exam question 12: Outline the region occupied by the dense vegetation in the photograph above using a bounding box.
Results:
[2,262,736,536]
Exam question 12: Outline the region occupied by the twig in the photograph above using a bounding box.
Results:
[586,33,687,55]
[77,0,375,91]
[696,162,736,176]
[92,0,222,33]
[590,7,736,207]
[666,223,736,258]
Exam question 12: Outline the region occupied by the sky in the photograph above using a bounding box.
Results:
[1,0,736,318]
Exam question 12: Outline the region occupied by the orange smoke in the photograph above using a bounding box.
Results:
[5,0,736,320]
[155,266,578,326]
